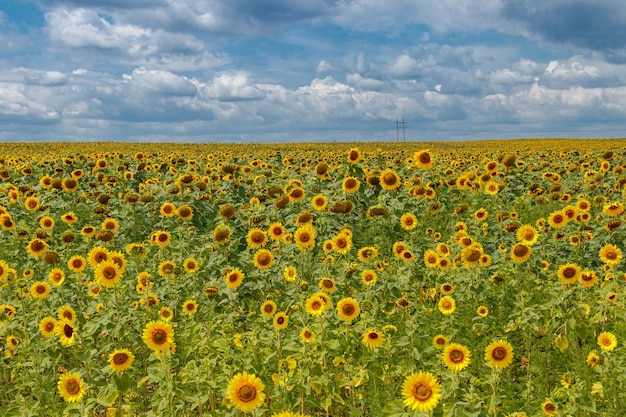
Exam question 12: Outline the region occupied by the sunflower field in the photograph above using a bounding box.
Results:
[1,139,626,417]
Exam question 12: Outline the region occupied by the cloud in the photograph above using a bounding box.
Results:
[316,60,335,73]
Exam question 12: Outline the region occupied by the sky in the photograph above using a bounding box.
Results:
[1,0,626,143]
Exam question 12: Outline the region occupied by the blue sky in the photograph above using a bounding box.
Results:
[1,0,626,142]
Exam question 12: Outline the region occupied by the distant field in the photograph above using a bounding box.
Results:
[1,139,625,416]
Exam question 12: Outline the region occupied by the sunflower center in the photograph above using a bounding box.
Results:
[103,267,116,280]
[36,285,46,294]
[277,316,285,325]
[95,252,107,263]
[258,253,270,265]
[264,305,274,314]
[523,231,534,240]
[153,329,167,345]
[345,179,357,189]
[492,347,507,361]
[383,173,396,185]
[62,311,73,320]
[45,322,55,331]
[336,238,347,248]
[72,260,83,269]
[442,301,452,310]
[229,274,238,283]
[312,300,322,310]
[545,403,556,412]
[186,303,195,311]
[449,349,464,363]
[299,233,310,243]
[113,352,129,365]
[343,304,355,315]
[304,331,312,338]
[252,233,264,243]
[158,234,169,242]
[513,245,529,257]
[368,332,379,340]
[414,383,432,401]
[419,153,431,164]
[32,241,44,252]
[238,384,256,402]
[602,338,611,346]
[606,251,617,260]
[66,379,80,395]
[563,267,576,279]
[553,214,564,223]
[466,249,481,262]
[63,324,74,338]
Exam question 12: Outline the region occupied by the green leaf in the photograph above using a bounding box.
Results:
[380,399,410,417]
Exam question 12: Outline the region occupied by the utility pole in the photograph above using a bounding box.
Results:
[395,117,406,142]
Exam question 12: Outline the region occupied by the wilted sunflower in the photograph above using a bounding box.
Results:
[58,372,86,403]
[182,299,198,316]
[176,204,193,221]
[227,372,265,413]
[142,320,174,353]
[39,317,58,338]
[401,371,441,413]
[599,243,622,265]
[273,312,289,330]
[95,260,122,288]
[260,300,277,317]
[362,329,385,349]
[597,331,617,352]
[438,296,456,315]
[30,281,51,299]
[443,343,471,372]
[253,249,274,270]
[109,349,134,372]
[485,339,514,369]
[337,297,360,322]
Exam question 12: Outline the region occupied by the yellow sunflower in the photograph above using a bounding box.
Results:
[516,225,539,246]
[39,317,58,338]
[557,263,581,285]
[273,312,289,330]
[154,230,172,247]
[485,339,514,369]
[305,294,325,315]
[159,306,174,321]
[48,268,65,286]
[341,176,360,193]
[294,224,316,250]
[362,329,385,349]
[283,266,297,282]
[30,281,51,299]
[109,349,134,372]
[332,234,352,254]
[300,327,315,343]
[182,299,198,316]
[579,270,597,287]
[268,222,286,241]
[95,260,122,288]
[603,201,624,216]
[438,296,456,315]
[379,169,402,191]
[413,150,434,169]
[541,400,558,416]
[57,318,77,346]
[225,268,245,289]
[547,210,568,229]
[597,331,617,352]
[337,297,360,322]
[176,204,193,221]
[183,257,199,273]
[443,343,471,372]
[400,213,417,230]
[68,255,87,272]
[101,218,119,233]
[361,269,377,285]
[511,243,532,263]
[58,305,76,323]
[88,246,109,267]
[318,277,336,293]
[401,371,441,412]
[27,238,48,257]
[142,320,174,353]
[476,306,489,317]
[227,372,265,413]
[160,202,176,217]
[260,300,277,317]
[247,228,268,248]
[58,372,86,403]
[311,194,328,211]
[39,215,55,231]
[253,249,274,270]
[599,243,622,265]
[347,147,361,163]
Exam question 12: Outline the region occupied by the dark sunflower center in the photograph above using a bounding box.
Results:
[186,303,195,311]
[368,332,379,340]
[36,285,46,294]
[492,347,507,361]
[466,249,481,262]
[103,267,116,280]
[264,305,274,314]
[414,383,432,401]
[383,173,396,185]
[299,233,310,243]
[258,254,270,265]
[545,403,556,412]
[343,304,355,315]
[312,301,322,310]
[113,352,129,365]
[514,245,529,257]
[32,241,44,251]
[277,317,285,325]
[345,179,357,189]
[420,153,431,164]
[153,329,167,344]
[252,233,264,243]
[63,324,73,338]
[66,379,80,394]
[229,274,238,283]
[450,349,464,363]
[563,267,576,278]
[606,251,617,260]
[238,384,256,402]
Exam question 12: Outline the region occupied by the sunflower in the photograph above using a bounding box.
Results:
[294,224,315,250]
[361,270,377,285]
[39,317,58,338]
[347,147,361,163]
[49,268,65,286]
[176,204,193,221]
[587,351,601,367]
[557,263,581,285]
[227,372,265,413]
[268,222,286,241]
[300,327,315,343]
[541,400,558,416]
[287,187,305,202]
[153,230,172,247]
[80,226,96,238]
[253,249,274,270]
[247,228,267,248]
[260,300,277,317]
[511,243,532,263]
[95,260,122,288]
[311,194,328,211]
[273,312,289,330]
[461,244,482,268]
[142,320,174,353]
[476,306,489,317]
[40,216,55,231]
[30,281,51,299]
[58,305,77,323]
[362,329,385,349]
[183,257,199,273]
[379,169,401,191]
[158,260,176,277]
[485,339,514,369]
[440,283,454,295]
[61,212,78,224]
[332,235,352,255]
[24,196,40,211]
[88,246,109,267]
[225,268,245,289]
[547,210,567,229]
[283,266,297,282]
[603,201,624,216]
[101,218,119,233]
[357,246,378,262]
[516,225,539,246]
[400,213,417,230]
[423,249,438,268]
[341,176,360,193]
[160,202,176,217]
[58,372,86,403]
[337,297,360,322]
[305,294,326,315]
[401,371,441,413]
[414,150,434,169]
[438,296,456,315]
[579,270,597,287]
[443,343,471,372]
[599,243,622,265]
[27,238,48,257]
[484,180,499,195]
[57,318,77,346]
[109,349,134,372]
[182,299,198,316]
[597,331,617,352]
[318,277,336,293]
